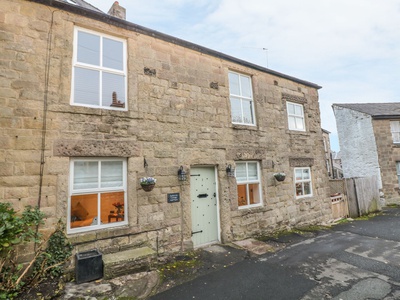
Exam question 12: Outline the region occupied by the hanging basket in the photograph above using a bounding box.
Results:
[274,173,286,182]
[141,183,155,192]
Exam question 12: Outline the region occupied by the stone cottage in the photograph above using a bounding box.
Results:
[333,103,400,204]
[1,0,332,266]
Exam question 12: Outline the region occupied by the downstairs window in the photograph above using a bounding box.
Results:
[68,158,127,233]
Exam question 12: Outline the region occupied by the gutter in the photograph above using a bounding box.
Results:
[28,0,322,90]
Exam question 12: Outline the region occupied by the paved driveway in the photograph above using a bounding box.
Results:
[151,207,400,300]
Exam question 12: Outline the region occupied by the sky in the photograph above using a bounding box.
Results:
[87,0,400,151]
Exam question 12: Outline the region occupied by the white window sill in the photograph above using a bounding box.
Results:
[238,203,263,210]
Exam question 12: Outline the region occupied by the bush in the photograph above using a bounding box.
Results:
[0,203,45,299]
[0,203,73,299]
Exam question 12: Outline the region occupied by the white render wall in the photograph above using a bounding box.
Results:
[333,106,382,189]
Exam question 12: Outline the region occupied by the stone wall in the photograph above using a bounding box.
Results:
[1,0,332,262]
[372,119,400,204]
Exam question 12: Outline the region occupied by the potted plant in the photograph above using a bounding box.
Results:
[273,172,286,182]
[140,177,157,192]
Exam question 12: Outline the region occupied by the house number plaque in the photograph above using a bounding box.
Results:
[167,193,180,203]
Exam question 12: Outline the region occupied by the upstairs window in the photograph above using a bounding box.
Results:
[287,102,305,131]
[235,161,262,208]
[228,72,256,125]
[68,158,127,233]
[72,27,127,110]
[390,121,400,144]
[295,167,312,198]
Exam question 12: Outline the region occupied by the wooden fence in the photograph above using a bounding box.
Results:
[329,176,381,219]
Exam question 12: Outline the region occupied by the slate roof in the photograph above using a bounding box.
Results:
[33,0,321,89]
[333,103,400,119]
[55,0,102,13]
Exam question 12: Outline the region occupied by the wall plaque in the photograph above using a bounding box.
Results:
[167,193,180,203]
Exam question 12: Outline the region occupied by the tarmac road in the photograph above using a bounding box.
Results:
[151,207,400,300]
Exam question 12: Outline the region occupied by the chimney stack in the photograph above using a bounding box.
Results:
[107,1,126,20]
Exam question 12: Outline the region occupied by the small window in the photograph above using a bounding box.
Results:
[235,161,262,208]
[68,158,127,233]
[72,27,127,110]
[295,167,312,198]
[287,102,305,131]
[228,72,256,125]
[396,162,400,185]
[390,121,400,144]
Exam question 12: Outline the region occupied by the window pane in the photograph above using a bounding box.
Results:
[74,67,100,106]
[103,38,123,70]
[237,184,247,206]
[70,194,98,228]
[74,161,98,190]
[230,97,242,123]
[101,191,124,224]
[240,75,252,98]
[287,103,295,114]
[294,104,303,116]
[296,183,303,196]
[229,72,240,95]
[295,169,302,181]
[302,168,310,180]
[101,161,123,188]
[77,31,100,66]
[247,163,258,180]
[288,116,296,130]
[242,100,254,124]
[248,183,260,205]
[236,163,247,182]
[304,182,311,195]
[102,72,125,107]
[295,117,304,130]
[397,162,400,175]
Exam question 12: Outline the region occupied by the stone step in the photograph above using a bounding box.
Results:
[103,247,156,279]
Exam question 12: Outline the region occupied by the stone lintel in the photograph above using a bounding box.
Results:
[289,157,314,167]
[53,140,141,157]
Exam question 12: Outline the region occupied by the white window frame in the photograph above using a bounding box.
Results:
[228,71,256,126]
[287,102,305,131]
[390,121,400,144]
[294,167,313,199]
[71,27,128,111]
[68,157,128,234]
[396,162,400,186]
[235,161,262,209]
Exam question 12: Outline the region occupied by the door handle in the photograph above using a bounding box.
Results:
[191,230,203,236]
[197,194,208,198]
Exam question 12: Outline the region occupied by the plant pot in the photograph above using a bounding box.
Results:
[141,183,155,192]
[274,175,285,182]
